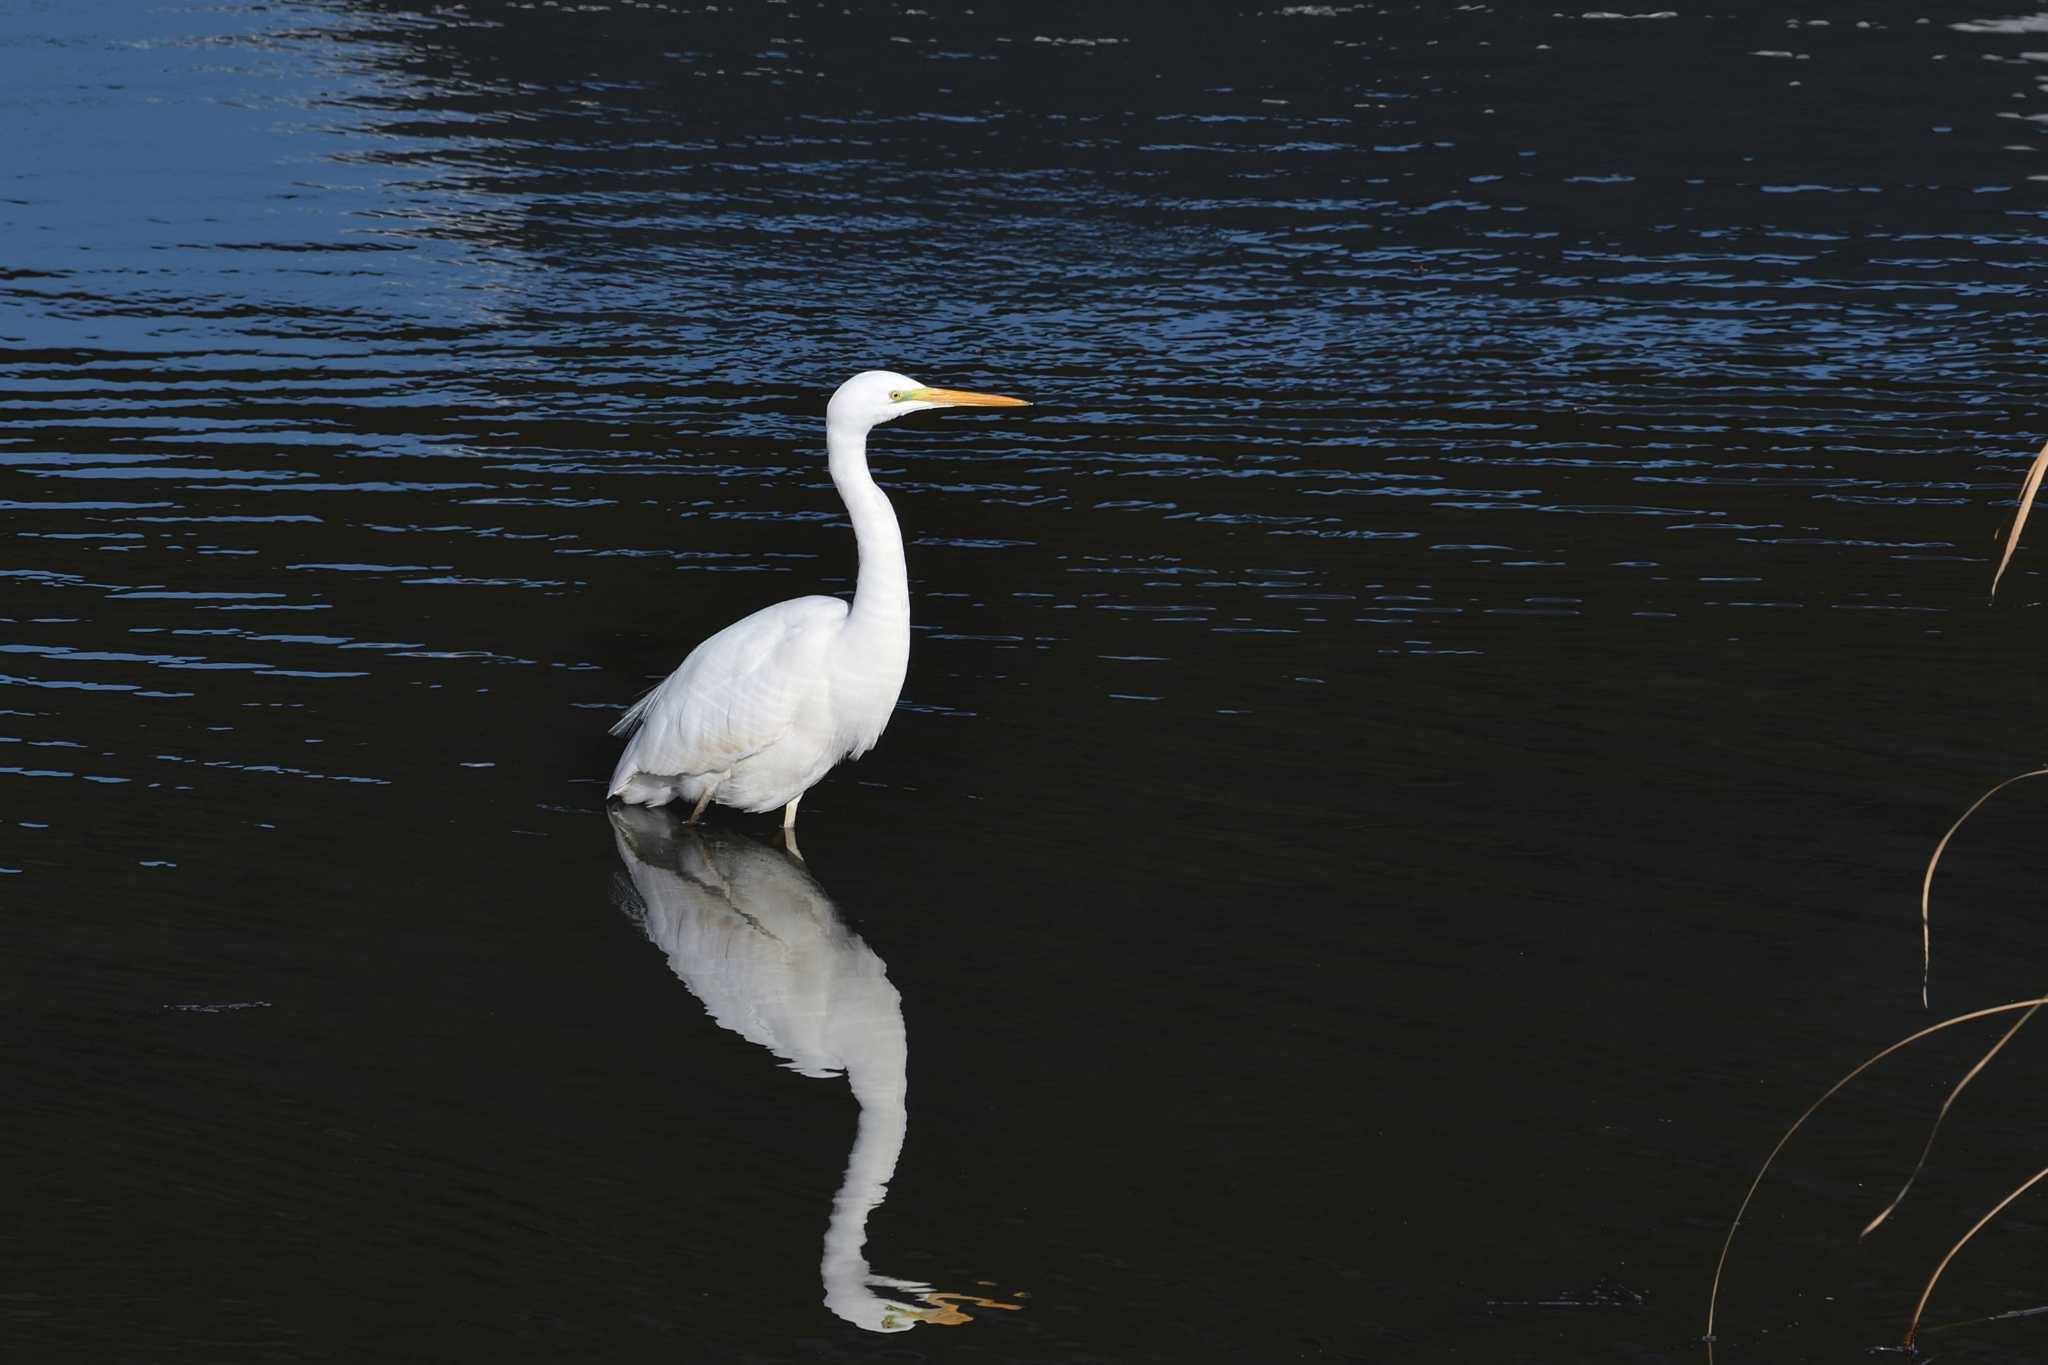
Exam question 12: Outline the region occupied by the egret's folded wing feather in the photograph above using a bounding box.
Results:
[610,596,846,789]
[608,681,663,738]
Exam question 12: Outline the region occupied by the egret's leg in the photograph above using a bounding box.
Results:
[781,826,804,863]
[781,792,802,829]
[686,776,722,826]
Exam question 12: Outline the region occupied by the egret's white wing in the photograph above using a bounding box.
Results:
[609,595,846,791]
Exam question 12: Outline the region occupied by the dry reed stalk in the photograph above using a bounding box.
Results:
[1989,437,2048,600]
[1706,996,2048,1352]
[1920,768,2048,1006]
[1903,1165,2048,1350]
[1859,1002,2041,1240]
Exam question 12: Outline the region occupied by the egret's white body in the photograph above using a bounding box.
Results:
[608,370,1028,826]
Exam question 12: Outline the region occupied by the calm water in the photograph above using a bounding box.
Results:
[7,3,2048,1361]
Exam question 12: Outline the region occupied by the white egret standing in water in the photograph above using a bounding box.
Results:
[608,371,1030,827]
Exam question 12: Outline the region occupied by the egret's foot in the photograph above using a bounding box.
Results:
[685,777,721,826]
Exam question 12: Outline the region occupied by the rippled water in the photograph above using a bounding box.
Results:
[8,3,2048,1361]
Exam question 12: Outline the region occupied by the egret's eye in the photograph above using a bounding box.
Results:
[888,390,906,402]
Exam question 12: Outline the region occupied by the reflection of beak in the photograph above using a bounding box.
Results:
[908,386,1031,408]
[918,1291,1024,1325]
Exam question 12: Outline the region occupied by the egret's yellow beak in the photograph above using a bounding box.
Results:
[908,386,1031,408]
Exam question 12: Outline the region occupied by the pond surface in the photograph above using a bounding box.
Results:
[6,3,2048,1361]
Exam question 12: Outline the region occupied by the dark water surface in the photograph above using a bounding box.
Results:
[7,3,2048,1361]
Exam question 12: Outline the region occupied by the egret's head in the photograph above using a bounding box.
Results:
[827,370,1030,431]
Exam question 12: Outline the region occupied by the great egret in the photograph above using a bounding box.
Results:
[608,370,1030,827]
[607,807,929,1332]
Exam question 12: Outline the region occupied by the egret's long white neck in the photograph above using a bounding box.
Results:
[826,419,909,631]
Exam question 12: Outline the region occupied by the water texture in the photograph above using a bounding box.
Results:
[6,3,2048,1361]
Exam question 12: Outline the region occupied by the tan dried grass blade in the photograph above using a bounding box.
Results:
[1706,996,2048,1351]
[1921,768,2048,1007]
[1902,1164,2048,1350]
[1859,1002,2041,1239]
[1988,437,2048,600]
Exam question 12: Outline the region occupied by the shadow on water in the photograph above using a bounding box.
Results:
[608,805,1022,1335]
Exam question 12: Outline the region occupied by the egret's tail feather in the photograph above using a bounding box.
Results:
[612,772,683,806]
[609,682,662,738]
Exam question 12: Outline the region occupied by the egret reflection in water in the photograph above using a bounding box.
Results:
[608,806,1008,1333]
